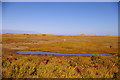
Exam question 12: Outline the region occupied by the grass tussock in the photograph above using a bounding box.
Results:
[2,50,119,78]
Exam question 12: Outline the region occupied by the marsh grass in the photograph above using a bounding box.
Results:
[2,50,119,78]
[2,33,119,78]
[2,33,118,54]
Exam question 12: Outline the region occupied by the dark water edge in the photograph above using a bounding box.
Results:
[16,51,111,56]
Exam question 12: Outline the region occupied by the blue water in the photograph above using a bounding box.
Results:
[16,51,111,56]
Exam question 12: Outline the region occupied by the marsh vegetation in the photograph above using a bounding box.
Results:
[2,33,120,78]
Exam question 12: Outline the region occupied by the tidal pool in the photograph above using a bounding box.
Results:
[17,51,111,56]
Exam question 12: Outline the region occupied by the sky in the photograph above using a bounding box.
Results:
[2,2,118,35]
[2,0,120,2]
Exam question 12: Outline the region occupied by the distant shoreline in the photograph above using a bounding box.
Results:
[0,33,119,37]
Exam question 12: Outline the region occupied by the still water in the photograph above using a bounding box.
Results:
[17,51,111,56]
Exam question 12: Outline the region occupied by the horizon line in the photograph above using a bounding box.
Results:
[1,32,118,36]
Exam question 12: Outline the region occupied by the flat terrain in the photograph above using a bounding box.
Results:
[2,33,119,54]
[2,33,120,78]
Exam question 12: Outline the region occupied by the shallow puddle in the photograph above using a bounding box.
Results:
[17,51,111,56]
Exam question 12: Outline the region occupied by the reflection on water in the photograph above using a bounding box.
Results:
[17,51,111,56]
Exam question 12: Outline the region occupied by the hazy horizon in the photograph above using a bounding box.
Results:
[1,32,118,36]
[2,2,118,35]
